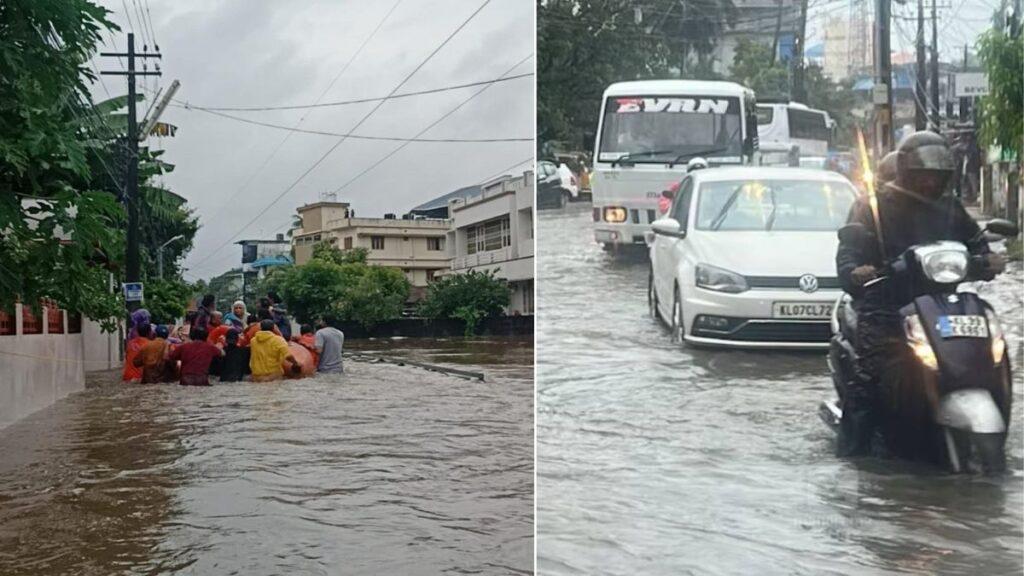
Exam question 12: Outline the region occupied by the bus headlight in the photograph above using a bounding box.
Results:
[603,207,627,223]
[904,314,938,370]
[695,264,748,294]
[985,307,1005,365]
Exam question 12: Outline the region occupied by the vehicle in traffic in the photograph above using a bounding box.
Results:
[591,80,760,248]
[821,219,1019,474]
[756,101,833,159]
[646,167,858,348]
[537,159,578,209]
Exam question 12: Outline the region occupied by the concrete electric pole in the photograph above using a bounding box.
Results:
[792,0,809,102]
[930,0,941,129]
[876,0,894,153]
[916,0,928,130]
[100,33,161,308]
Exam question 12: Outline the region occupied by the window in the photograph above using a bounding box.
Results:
[313,234,321,242]
[598,96,743,162]
[371,236,385,250]
[466,216,510,254]
[427,237,443,251]
[344,237,353,249]
[671,177,694,231]
[695,179,856,231]
[426,269,437,283]
[787,108,829,142]
[242,244,257,263]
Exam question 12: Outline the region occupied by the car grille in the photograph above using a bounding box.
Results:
[692,318,831,343]
[745,276,841,290]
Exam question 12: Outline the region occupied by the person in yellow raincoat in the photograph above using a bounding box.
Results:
[249,319,301,382]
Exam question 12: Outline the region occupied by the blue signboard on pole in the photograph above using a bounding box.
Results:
[123,282,144,302]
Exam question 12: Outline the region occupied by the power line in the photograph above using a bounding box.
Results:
[177,72,534,112]
[174,103,532,142]
[189,0,495,270]
[330,54,533,195]
[196,0,402,232]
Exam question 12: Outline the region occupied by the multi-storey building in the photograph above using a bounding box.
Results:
[291,201,450,301]
[447,172,534,315]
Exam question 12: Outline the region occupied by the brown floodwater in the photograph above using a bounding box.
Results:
[0,338,533,575]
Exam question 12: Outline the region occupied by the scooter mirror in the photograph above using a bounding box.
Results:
[985,219,1019,238]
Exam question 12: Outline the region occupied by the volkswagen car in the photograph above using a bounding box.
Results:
[646,167,858,348]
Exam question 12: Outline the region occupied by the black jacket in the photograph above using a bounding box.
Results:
[836,185,990,308]
[219,345,251,382]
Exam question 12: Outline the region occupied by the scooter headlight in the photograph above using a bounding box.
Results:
[985,307,1005,365]
[904,314,938,370]
[695,264,749,294]
[920,249,968,284]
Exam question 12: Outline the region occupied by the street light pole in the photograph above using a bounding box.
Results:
[158,234,185,279]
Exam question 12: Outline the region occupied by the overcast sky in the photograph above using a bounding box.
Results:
[91,0,534,281]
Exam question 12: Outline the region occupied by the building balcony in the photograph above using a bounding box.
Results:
[452,246,514,270]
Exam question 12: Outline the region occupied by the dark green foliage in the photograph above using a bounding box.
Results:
[976,27,1022,158]
[263,245,410,329]
[418,270,510,336]
[144,278,191,324]
[0,0,126,327]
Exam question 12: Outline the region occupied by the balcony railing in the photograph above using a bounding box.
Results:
[452,246,513,270]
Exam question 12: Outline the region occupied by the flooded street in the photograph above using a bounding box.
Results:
[0,339,532,575]
[537,204,1023,575]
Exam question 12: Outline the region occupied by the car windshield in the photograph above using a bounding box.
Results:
[597,96,743,163]
[695,178,856,231]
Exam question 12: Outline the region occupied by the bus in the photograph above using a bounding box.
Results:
[591,80,759,248]
[756,102,833,159]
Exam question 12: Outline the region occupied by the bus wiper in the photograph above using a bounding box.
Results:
[610,149,676,167]
[667,147,729,168]
[710,183,746,231]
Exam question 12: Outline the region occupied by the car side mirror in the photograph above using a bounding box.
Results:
[985,218,1019,238]
[661,188,676,200]
[651,218,682,237]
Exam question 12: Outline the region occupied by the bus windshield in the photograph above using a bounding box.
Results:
[597,96,743,163]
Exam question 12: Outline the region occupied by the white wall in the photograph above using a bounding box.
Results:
[0,305,88,430]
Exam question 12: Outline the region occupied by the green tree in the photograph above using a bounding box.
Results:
[538,0,734,152]
[976,27,1023,158]
[311,242,368,265]
[343,266,410,329]
[418,270,510,336]
[0,0,125,326]
[144,278,191,324]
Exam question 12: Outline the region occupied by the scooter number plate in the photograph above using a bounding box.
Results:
[937,315,988,338]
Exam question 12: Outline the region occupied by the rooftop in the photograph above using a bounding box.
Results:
[410,184,482,212]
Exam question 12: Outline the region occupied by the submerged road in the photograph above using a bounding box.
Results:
[537,204,1023,575]
[0,338,533,575]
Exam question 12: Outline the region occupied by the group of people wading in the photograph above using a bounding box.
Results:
[122,292,345,386]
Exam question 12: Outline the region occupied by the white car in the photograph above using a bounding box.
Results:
[646,167,859,349]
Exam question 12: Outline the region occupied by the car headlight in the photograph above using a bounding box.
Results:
[904,313,938,370]
[695,264,748,294]
[985,307,1005,365]
[604,206,627,223]
[921,250,968,283]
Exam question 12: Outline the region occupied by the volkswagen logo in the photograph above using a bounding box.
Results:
[798,274,819,293]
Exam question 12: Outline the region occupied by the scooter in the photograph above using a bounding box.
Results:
[820,218,1019,474]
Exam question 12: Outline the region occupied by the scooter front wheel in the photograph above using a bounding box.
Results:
[944,428,1006,474]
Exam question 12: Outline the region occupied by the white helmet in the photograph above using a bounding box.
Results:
[686,157,709,173]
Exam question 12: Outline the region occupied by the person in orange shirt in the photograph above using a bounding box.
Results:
[242,310,280,346]
[132,325,172,383]
[207,311,231,346]
[122,323,152,382]
[294,324,319,367]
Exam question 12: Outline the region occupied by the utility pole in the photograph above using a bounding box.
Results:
[876,0,894,153]
[100,33,161,309]
[770,0,784,67]
[929,0,941,130]
[915,0,928,130]
[792,0,809,102]
[959,44,970,120]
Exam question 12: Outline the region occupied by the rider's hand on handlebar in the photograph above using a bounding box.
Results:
[984,253,1006,274]
[850,265,879,287]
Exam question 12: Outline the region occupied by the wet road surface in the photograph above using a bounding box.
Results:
[0,338,532,575]
[537,204,1023,575]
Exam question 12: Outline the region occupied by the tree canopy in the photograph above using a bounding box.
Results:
[418,270,510,336]
[976,25,1022,158]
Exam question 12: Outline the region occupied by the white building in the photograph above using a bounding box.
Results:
[711,0,800,75]
[448,171,535,315]
[291,202,450,301]
[823,16,873,81]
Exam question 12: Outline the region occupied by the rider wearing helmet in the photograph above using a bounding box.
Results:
[833,131,1005,457]
[875,150,899,189]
